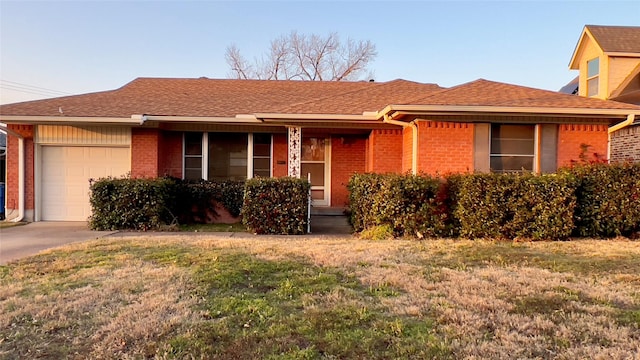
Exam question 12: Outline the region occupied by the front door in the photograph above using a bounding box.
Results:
[301,137,331,206]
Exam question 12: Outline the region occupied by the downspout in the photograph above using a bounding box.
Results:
[382,114,415,173]
[607,114,635,162]
[411,121,418,175]
[382,114,410,128]
[0,125,25,222]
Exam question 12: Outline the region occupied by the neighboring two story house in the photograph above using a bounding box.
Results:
[569,25,640,162]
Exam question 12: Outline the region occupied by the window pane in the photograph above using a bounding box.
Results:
[301,163,324,186]
[185,157,201,169]
[491,139,535,155]
[587,77,599,97]
[253,134,272,157]
[491,124,534,155]
[311,190,324,200]
[587,58,599,77]
[490,156,534,173]
[184,132,202,155]
[253,158,271,176]
[208,133,248,181]
[490,124,535,173]
[184,169,202,180]
[302,138,325,161]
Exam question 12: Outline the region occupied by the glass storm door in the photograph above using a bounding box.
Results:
[301,137,330,206]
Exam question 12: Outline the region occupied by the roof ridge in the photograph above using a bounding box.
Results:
[279,79,443,113]
[407,78,487,103]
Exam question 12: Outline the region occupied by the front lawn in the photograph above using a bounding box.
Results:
[1,237,638,359]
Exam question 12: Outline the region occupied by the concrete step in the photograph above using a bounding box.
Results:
[310,215,352,235]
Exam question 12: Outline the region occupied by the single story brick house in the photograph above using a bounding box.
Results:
[1,77,639,222]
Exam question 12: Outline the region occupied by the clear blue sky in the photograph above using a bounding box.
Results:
[1,0,638,104]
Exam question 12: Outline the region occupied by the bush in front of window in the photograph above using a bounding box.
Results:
[453,173,515,239]
[563,162,640,238]
[242,177,311,235]
[348,173,449,238]
[89,176,177,231]
[173,179,245,223]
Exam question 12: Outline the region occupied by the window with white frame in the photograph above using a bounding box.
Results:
[184,132,203,180]
[587,57,599,97]
[490,124,535,173]
[183,132,272,181]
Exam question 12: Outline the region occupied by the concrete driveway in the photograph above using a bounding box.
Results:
[0,222,116,265]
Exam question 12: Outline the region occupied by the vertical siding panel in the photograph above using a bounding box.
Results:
[35,125,131,145]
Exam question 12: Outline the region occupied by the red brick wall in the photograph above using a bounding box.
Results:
[331,136,366,207]
[557,124,608,167]
[272,134,288,177]
[366,129,403,173]
[5,125,35,215]
[402,126,413,173]
[131,128,160,178]
[417,121,474,175]
[158,131,183,178]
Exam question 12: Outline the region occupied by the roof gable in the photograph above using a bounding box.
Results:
[570,25,640,69]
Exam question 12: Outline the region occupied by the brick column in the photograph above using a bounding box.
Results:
[131,128,160,178]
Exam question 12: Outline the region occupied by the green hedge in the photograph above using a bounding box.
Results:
[89,177,245,230]
[349,164,639,241]
[89,177,178,231]
[348,173,449,238]
[563,162,640,237]
[174,179,245,223]
[454,174,577,240]
[242,177,311,235]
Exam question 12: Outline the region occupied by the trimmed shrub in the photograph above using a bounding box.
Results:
[348,173,388,232]
[348,173,447,238]
[89,177,245,230]
[563,162,640,237]
[174,179,245,223]
[89,177,177,231]
[454,173,515,239]
[242,177,311,235]
[506,174,577,240]
[454,173,577,240]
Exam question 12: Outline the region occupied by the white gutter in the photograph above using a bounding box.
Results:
[0,115,145,125]
[382,114,410,127]
[379,104,640,118]
[0,124,24,222]
[254,113,378,121]
[608,114,636,134]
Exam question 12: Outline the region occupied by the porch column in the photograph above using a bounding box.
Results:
[287,127,301,178]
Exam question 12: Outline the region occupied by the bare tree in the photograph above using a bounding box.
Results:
[226,31,377,81]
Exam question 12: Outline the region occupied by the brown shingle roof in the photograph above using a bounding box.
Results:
[2,77,638,120]
[586,25,640,53]
[0,77,377,118]
[280,79,444,114]
[407,79,640,110]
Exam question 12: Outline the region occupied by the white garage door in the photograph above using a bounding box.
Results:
[41,146,130,221]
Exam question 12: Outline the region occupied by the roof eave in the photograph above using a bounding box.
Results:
[0,115,146,125]
[254,113,380,122]
[569,27,595,70]
[381,104,640,121]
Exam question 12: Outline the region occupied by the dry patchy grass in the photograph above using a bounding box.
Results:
[1,236,639,359]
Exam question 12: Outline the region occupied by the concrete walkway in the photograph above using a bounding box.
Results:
[0,222,116,265]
